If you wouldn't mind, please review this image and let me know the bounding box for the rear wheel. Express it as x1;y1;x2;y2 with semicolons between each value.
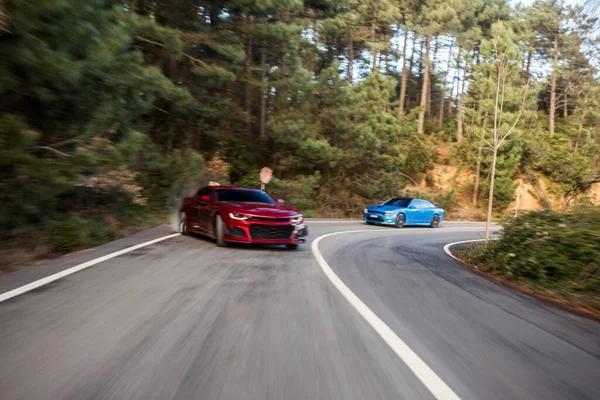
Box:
430;215;441;228
179;211;189;235
286;244;298;250
394;214;405;228
215;215;228;247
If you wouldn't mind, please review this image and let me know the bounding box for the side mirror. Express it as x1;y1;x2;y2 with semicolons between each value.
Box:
276;198;285;204
408;205;416;209
200;195;210;202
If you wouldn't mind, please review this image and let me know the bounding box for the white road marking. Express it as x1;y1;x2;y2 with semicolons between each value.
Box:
443;239;488;261
312;229;469;400
0;233;181;304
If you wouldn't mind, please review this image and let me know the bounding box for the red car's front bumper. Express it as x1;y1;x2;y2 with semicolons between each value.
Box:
223;219;308;245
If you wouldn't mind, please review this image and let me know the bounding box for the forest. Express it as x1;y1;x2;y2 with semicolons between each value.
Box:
1;0;599;261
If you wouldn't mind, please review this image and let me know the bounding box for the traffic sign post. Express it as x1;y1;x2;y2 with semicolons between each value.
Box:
259;167;272;191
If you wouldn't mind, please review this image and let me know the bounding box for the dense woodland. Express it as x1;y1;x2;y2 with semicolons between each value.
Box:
1;0;599;256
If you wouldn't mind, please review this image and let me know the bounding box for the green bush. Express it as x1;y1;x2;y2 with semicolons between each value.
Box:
471;209;600;292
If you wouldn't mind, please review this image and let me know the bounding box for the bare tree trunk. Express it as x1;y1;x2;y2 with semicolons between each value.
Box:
473;147;482;206
347;32;354;83
259;46;267;139
485;147;498;241
417;34;430;134
549;29;558;136
129;0;137;12
473;112;487;205
563;89;568;117
456;60;467;142
525;51;532;77
371;19;377;73
399;27;409;118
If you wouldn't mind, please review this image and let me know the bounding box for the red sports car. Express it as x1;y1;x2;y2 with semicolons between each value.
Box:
179;186;307;249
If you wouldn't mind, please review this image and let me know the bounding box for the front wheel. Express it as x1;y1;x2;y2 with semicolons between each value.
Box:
394;214;405;228
430;215;441;228
215;215;228;247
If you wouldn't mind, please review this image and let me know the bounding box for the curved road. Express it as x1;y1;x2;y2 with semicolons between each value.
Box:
0;222;598;399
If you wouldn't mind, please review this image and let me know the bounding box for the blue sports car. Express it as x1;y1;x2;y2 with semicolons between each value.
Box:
363;197;444;228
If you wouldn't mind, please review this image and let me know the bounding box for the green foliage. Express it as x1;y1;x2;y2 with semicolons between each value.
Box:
471;210;600;292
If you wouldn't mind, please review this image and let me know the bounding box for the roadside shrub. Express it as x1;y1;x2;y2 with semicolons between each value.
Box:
471;209;600;291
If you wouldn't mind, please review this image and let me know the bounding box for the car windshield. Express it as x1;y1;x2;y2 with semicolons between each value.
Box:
216;189;275;204
381;198;411;207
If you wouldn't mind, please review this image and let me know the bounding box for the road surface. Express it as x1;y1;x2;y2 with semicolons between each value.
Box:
0;221;598;399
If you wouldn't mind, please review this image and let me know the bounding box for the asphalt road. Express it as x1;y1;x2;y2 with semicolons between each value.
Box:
0;221;598;400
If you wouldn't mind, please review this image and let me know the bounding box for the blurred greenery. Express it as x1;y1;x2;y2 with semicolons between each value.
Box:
466;210;600;297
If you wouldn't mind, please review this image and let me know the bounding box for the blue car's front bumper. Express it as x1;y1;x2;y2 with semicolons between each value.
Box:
363;212;396;225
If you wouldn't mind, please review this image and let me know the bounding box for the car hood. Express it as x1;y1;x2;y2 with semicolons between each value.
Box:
366;205;407;212
223;202;300;217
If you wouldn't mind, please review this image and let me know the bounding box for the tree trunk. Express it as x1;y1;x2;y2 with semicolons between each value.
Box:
485;146;498;241
384;48;389;77
473;146;482;206
398;28;409;119
428;37;439;113
525;51;532;77
452;47;461;113
439;39;454;126
456;60;467;142
549;29;558;136
473;112;487;205
371;19;377;73
347;32;354;83
417;35;430;134
129;0;137;12
245;16;254;134
563;89;568;117
278;51;287;111
259;46;267;139
408;32;417;108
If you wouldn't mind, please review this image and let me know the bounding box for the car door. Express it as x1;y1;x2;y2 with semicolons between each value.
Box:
191;187;211;232
405;199;420;225
420;200;435;224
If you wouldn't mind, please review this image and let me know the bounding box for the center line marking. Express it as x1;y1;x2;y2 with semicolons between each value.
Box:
312;229;466;400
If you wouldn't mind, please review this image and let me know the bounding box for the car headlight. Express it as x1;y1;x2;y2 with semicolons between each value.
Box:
364;208;369;213
229;213;250;220
290;215;303;223
384;211;394;216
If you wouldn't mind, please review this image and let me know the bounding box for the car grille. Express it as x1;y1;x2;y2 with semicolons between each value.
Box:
249;216;291;222
367;210;384;214
249;224;294;240
367;214;381;220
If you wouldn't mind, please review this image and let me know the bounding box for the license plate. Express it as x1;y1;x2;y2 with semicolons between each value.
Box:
369;214;379;218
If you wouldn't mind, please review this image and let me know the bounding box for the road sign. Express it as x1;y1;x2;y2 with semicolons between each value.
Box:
259;167;272;185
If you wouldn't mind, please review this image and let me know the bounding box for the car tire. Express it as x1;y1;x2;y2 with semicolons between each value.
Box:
179;211;189;235
215;215;228;247
430;215;440;228
286;244;298;250
395;214;405;228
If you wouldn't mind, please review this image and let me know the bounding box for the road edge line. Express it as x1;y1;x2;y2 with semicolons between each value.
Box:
0;233;181;304
312;230;462;400
443;239;489;261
